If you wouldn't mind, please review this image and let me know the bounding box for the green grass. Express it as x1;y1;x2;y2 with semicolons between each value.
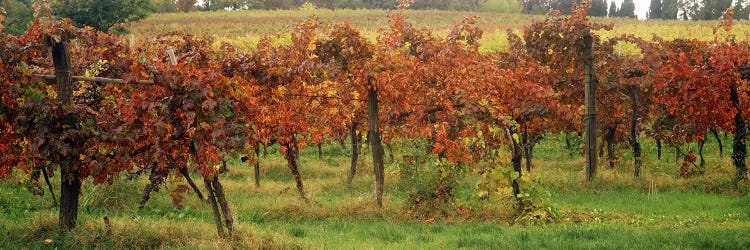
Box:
2;134;750;249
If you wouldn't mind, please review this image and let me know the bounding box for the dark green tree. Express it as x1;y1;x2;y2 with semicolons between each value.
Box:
661;0;678;19
53;0;153;32
648;0;663;19
151;0;177;12
549;0;576;14
618;0;636;18
608;0;617;17
0;0;33;35
700;0;731;20
363;0;396;8
521;0;549;14
736;0;749;19
589;0;607;16
677;0;702;20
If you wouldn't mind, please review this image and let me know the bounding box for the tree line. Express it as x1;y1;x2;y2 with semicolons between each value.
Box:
5;0;750;36
648;0;750;20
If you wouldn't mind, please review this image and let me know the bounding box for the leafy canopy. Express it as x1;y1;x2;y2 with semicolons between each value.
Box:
53;0;152;33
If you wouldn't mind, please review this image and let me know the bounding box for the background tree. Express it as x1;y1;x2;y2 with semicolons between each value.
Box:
618;0;636;17
677;0;701;20
699;0;732;20
661;0;679;19
551;0;578;14
521;0;549;14
737;0;749;19
53;0;152;32
648;0;663;19
0;0;32;35
151;0;177;12
589;0;607;16
609;1;617;17
309;0;337;9
364;0;397;8
177;0;197;12
259;0;294;9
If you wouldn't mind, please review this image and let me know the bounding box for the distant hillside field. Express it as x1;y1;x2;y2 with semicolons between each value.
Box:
126;9;750;53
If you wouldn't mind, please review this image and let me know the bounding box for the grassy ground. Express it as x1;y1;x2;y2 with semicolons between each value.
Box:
126;9;750;54
1;134;749;249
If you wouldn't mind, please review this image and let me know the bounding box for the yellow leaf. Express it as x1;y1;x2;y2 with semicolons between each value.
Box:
328;107;339;115
498;187;514;195
478;98;489;106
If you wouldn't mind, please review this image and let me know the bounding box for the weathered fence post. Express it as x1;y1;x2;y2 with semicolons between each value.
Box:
52;39;81;232
583;33;598;181
368;87;385;207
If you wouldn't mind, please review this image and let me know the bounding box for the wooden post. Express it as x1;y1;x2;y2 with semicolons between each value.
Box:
52;40;82;232
583;34;597;181
368;88;385;207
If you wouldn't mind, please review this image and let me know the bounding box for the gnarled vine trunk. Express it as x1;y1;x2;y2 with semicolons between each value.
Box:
386;143;394;164
211;175;234;237
284;139;308;201
506;127;524;213
629;89;642;177
42;166;57;206
710;128;723;157
605;126;616;168
698;139;706;168
656;137;662;160
254;146;261;188
347;122;359;185
191;140;234;238
730;84;748;181
522;132;540;172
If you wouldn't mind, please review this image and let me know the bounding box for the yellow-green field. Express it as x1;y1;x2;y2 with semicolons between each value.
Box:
127;9;750;53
